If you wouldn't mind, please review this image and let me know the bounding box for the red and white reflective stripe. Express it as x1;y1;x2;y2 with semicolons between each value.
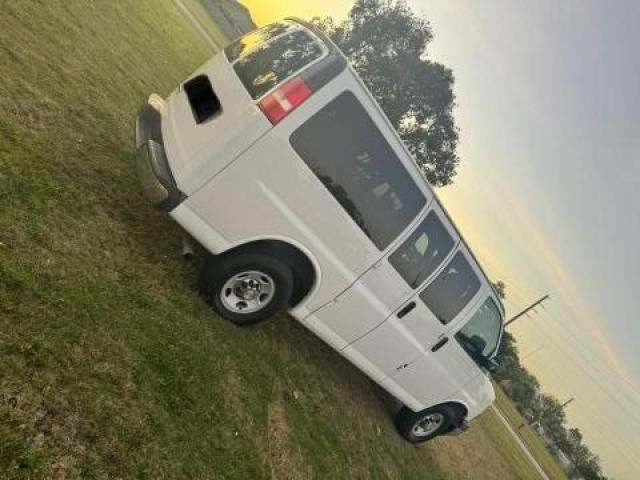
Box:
273;89;293;112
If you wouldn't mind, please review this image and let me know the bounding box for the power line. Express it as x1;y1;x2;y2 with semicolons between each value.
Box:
528;362;640;473
504;288;538;309
521;344;545;361
571;404;640;473
535;309;640;393
502;287;640;473
504;283;543;305
560;397;575;408
501;293;637;405
505;294;550;327
532;325;640;417
540;315;640;401
504;293;640;396
527;321;640;426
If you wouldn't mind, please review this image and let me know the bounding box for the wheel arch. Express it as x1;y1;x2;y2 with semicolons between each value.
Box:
438;401;469;434
441;401;469;419
215;238;320;307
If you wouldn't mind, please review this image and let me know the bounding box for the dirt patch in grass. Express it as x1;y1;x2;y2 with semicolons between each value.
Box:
267;393;313;480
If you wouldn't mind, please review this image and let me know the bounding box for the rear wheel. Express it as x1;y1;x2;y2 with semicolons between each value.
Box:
199;253;293;326
395;404;461;443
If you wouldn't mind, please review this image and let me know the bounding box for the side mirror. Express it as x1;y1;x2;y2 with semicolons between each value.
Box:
485;357;500;374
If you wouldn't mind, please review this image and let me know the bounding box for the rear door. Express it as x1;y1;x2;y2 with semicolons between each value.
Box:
163;21;327;193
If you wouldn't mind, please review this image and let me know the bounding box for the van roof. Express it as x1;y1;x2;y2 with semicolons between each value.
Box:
289;17;506;317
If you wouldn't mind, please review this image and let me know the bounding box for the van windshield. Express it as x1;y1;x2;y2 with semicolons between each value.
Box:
455;298;502;364
230;26;323;99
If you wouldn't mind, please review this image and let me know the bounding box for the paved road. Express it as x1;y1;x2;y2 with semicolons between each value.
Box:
173;0;221;52
491;405;550;480
171;3;552;478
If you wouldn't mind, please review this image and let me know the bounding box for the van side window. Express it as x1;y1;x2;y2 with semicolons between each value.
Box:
389;211;455;288
419;251;480;324
290;91;426;250
232;28;323;99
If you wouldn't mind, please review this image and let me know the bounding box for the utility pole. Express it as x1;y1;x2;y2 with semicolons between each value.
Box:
505;294;550;327
561;397;575;408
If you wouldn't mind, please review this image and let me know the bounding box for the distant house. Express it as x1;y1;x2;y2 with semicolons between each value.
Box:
199;0;256;39
555;449;572;470
531;420;545;437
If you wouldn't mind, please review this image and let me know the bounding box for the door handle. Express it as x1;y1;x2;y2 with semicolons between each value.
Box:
397;301;416;318
431;337;449;352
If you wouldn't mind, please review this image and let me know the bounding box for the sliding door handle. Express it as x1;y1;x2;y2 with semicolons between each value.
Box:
397;301;416;318
431;337;449;352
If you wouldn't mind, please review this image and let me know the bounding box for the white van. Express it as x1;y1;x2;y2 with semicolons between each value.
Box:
135;18;504;443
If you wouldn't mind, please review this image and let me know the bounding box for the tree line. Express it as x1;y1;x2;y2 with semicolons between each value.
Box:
493;284;608;480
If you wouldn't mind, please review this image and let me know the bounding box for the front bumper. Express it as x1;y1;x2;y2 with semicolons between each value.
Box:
134;95;185;211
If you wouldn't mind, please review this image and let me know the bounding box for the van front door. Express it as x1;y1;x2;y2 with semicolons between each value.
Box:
383;267;504;413
345;248;484;383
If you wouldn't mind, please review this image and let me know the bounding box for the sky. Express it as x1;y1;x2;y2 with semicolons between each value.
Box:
241;2;640;478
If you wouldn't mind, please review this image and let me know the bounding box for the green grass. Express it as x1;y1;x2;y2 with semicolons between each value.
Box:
1;1;552;478
181;0;232;48
493;385;570;480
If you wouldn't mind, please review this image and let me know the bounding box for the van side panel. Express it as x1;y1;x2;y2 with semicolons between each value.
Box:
181;76;384;312
448;374;495;420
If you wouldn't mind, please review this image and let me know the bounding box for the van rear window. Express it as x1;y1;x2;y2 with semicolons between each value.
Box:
225;22;292;63
232;28;323;99
290;91;426;250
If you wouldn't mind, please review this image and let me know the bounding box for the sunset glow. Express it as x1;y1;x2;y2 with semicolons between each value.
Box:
241;0;352;26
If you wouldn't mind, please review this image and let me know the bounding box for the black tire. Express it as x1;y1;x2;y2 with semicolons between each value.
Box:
395;404;460;443
199;252;294;326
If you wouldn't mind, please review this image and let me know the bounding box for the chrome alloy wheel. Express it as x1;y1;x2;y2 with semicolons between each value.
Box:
411;412;445;437
220;271;276;314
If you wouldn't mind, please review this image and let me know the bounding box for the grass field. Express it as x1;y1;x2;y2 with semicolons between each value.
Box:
1;1;554;478
493;385;569;480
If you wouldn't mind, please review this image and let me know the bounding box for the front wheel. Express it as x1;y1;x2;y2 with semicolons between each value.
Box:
199;253;294;326
395;404;461;443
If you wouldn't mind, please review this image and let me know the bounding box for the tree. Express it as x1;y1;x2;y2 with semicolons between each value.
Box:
494;331;520;379
492;280;506;300
531;394;567;448
313;0;460;186
482;280;607;478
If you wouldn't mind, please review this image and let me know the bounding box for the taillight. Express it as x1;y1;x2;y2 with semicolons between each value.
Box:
259;76;312;124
